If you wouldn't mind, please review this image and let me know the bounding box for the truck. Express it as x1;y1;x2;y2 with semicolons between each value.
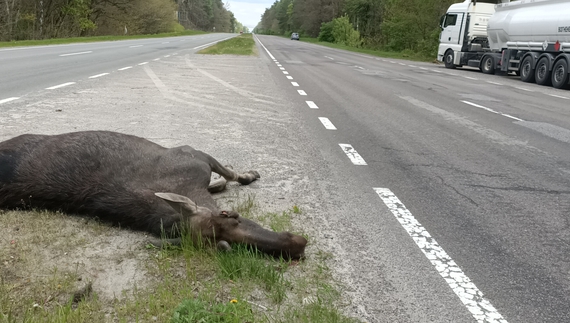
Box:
437;0;570;89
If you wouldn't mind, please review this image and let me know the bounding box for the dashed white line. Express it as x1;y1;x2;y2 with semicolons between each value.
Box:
59;51;92;57
46;82;75;90
339;144;367;165
409;65;417;68
118;66;133;71
283;71;289;75
129;45;143;48
88;73;109;79
325;56;334;60
0;97;19;104
464;76;478;80
280;67;285;70
286;76;294;80
153;58;160;61
399;63;406;66
486;81;503;85
291;82;299;87
390;61;396;64
513;86;533;92
162;42;170;44
138;62;149;65
373;188;508;323
306;101;319;109
164;55;171;58
297;90;307;96
419;67;428;70
318;117;337;130
548;94;569;99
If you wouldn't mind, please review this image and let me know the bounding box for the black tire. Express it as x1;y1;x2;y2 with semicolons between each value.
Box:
519;55;535;83
535;57;552;86
444;50;456;69
551;59;570;89
481;55;495;74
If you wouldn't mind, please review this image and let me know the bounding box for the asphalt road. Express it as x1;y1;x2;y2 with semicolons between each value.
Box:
253;35;570;323
1;34;569;323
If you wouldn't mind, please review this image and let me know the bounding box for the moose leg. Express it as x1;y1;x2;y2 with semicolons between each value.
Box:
203;153;260;185
208;177;227;193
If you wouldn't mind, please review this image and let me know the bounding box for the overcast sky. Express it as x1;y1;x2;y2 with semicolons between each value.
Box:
227;0;273;30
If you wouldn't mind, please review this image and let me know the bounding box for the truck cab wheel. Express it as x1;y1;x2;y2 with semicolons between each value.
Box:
481;56;495;74
551;59;570;89
444;50;456;69
520;56;535;83
535;57;552;86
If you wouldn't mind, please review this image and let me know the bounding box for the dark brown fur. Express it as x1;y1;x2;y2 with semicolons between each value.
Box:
0;131;306;259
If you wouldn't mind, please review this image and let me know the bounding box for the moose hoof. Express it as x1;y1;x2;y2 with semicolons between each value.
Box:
217;240;232;252
238;171;260;185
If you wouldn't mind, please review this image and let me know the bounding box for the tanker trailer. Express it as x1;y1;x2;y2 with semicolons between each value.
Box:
437;0;570;89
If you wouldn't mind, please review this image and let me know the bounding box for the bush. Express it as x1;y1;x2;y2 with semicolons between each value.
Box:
318;21;335;43
331;16;361;47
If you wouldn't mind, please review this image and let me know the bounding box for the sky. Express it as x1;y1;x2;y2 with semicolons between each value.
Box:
226;0;273;30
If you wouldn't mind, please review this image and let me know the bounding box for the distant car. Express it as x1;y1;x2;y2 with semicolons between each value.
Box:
291;33;299;40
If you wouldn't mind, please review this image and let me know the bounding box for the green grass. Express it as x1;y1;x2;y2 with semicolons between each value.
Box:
0;30;207;48
198;34;257;55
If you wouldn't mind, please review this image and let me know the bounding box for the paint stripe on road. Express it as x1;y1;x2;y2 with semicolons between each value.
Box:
118;66;133;71
291;82;299;87
548;94;569;99
0;97;19;104
373;188;508;323
297;90;307;96
138;62;148;65
283;71;289;75
89;73;109;79
306;101;319;109
129;45;143;48
286;76;294;80
46;82;75;90
59;51;92;57
339;144;367;165
318;117;337;130
461;100;499;114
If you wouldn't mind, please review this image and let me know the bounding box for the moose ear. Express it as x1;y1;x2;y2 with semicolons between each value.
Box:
155;192;198;216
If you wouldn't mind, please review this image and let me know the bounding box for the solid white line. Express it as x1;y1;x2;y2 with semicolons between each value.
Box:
373;188;508;323
339;144;367;165
297;90;307;96
286;76;294;80
306;101;319;109
548;94;569;99
0;97;19;104
501;114;524;122
118;66;133;71
193;37;233;50
318;117;337;130
88;73;109;79
138;62;148;65
291;82;299;86
461;100;499;114
283;71;289;75
59;51;92;57
129;45;143;48
46;82;75;90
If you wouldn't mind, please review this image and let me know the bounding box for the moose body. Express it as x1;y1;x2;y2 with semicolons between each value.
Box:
0;131;306;259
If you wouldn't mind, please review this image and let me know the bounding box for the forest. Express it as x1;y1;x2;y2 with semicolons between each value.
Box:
0;0;245;41
254;0;464;58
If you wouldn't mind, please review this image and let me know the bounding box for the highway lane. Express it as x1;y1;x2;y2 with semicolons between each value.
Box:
0;33;235;100
255;35;570;323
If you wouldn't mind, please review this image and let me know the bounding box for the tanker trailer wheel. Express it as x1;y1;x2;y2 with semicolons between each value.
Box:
444;50;456;69
481;56;495;74
520;56;535;83
535;57;552;86
551;59;570;89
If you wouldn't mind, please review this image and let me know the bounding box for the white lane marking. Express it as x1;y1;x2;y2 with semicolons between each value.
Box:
0;97;19;104
193;37;233;50
325;56;334;60
390;61;396;64
409;65;417;68
355;66;364;70
318;117;337;130
172;53;178;55
306;101;319;109
129;45;143;48
502;114;524;122
46;82;75;90
280;67;285;70
548;94;569;99
373;188;508;323
486;81;503;85
464;76;478;80
277;64;282;67
59;51;92;57
164;55;171;58
153;58;160;61
297;90;307;96
461;100;499;114
88;73;109;79
162;42;170;44
286;76;294;80
118;66;133;71
513;86;533;92
339;144;367;165
138;62;148;65
291;82;299;87
419;67;428;70
432;69;443;73
399;63;406;66
283;71;289;75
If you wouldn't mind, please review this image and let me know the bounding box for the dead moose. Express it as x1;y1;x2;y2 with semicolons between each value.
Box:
0;131;307;259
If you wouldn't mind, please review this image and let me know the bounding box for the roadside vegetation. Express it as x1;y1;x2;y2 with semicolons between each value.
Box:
0;194;359;323
198;34;257;56
255;0;459;61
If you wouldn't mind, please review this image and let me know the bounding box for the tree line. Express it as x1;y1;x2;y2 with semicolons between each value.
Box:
254;0;461;57
0;0;245;41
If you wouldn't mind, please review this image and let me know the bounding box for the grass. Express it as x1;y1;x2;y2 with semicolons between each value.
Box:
0;30;207;48
0;196;360;323
198;34;257;56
